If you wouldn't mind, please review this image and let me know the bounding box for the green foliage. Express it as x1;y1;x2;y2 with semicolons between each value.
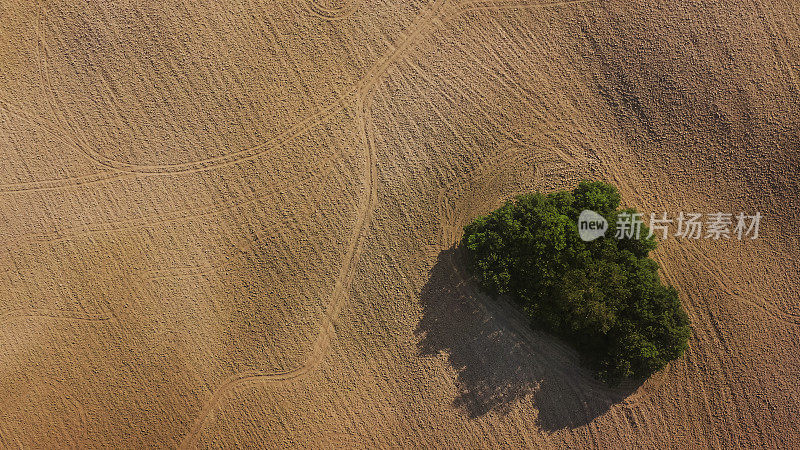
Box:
462;181;690;383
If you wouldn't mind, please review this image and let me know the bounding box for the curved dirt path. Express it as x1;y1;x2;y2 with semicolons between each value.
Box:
170;0;600;446
177;92;378;449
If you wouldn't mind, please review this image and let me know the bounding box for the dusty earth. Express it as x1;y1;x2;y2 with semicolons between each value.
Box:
1;0;799;448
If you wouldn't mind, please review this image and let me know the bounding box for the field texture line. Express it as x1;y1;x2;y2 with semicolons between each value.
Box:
177;92;379;449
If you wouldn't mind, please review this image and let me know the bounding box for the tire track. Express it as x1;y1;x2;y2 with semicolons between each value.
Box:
753;0;800;97
436;145;577;246
18;150;343;244
177;92;378;449
0;7;129;194
402;57;535;156
599;155;795;445
680;241;800;325
0;308;113;324
36;5;105;174
20;0;604;444
0;98;128;193
34;0;583;177
306;0;361;20
662;244;757;444
451;8;598;163
439;0;598;24
0;171;130;194
45;0;447;176
2;0;594;194
8;0;447;237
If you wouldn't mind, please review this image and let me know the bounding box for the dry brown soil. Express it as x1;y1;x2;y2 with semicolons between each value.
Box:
1;0;799;448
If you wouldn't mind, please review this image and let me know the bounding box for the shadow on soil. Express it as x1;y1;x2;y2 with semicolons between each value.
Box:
415;247;643;430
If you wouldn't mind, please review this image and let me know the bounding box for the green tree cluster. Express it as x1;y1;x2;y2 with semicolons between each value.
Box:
462;181;690;383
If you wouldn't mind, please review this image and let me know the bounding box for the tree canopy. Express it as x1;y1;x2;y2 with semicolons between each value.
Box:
462;181;690;383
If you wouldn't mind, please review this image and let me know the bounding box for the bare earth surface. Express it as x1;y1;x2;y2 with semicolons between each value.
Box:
1;0;799;448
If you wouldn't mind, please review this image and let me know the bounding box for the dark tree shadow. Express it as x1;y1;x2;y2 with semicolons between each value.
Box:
416;247;644;430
